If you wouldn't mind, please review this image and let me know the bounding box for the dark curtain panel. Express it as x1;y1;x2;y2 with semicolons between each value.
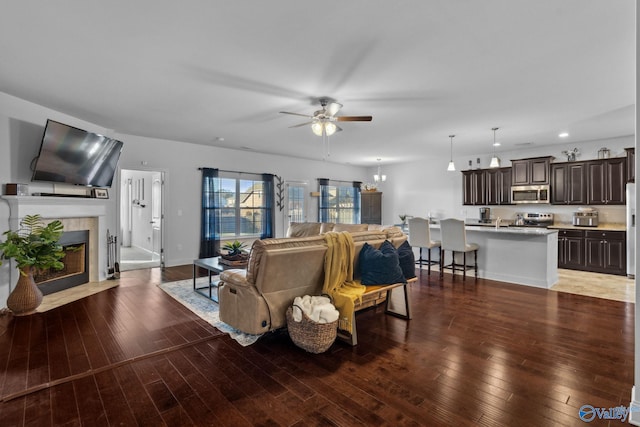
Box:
199;168;219;258
261;173;275;239
318;178;330;223
352;181;362;224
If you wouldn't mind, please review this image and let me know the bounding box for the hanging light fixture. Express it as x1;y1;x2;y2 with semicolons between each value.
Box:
447;135;456;171
374;158;387;182
489;127;501;168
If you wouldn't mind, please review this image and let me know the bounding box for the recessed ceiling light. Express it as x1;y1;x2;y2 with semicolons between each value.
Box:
493;142;501;147
558;132;569;138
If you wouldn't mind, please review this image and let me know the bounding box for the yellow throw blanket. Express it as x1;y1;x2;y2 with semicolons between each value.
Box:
322;231;366;334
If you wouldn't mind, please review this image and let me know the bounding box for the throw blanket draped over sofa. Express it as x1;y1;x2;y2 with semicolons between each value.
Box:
322;232;365;334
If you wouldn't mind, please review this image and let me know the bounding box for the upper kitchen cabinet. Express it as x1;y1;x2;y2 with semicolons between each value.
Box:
463;168;511;205
550;162;587;205
485;167;512;205
511;156;552;185
625;147;635;182
462;170;486;205
586;157;626;205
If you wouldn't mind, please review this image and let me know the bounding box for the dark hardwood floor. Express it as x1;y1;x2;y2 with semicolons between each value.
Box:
0;266;633;426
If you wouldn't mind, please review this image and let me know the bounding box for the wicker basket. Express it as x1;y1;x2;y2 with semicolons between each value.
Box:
286;305;337;353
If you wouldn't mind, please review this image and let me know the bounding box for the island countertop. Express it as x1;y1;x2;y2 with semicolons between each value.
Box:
427;222;558;288
431;223;558;236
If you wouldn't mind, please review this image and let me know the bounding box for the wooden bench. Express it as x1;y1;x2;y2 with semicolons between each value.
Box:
337;277;416;346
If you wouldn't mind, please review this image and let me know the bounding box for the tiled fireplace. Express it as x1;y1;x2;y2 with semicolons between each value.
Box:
1;196;108;292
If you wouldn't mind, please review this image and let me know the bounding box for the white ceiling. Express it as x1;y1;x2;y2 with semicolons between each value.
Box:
0;1;635;166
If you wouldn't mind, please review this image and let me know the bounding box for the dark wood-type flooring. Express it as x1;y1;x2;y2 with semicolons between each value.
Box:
0;266;634;426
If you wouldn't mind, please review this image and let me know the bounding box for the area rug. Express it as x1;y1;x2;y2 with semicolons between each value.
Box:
158;278;262;346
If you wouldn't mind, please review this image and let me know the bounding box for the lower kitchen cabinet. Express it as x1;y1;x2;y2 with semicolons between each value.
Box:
558;229;585;269
584;230;626;275
557;228;626;276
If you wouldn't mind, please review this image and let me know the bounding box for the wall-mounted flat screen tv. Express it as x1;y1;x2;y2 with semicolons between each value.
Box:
32;119;124;188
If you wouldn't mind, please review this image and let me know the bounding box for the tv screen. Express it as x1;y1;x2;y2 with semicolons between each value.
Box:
32;119;124;188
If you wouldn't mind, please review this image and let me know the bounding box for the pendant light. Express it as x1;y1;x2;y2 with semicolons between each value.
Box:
374;158;386;182
489;127;501;168
447;135;456;171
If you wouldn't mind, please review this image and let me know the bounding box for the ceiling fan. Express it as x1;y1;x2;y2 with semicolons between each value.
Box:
279;98;372;136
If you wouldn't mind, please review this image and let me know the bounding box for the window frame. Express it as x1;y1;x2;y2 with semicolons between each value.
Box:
318;179;362;224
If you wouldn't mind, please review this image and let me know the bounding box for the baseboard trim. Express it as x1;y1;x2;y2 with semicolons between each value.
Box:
630;386;640;425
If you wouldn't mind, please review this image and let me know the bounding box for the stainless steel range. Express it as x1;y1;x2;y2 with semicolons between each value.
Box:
513;212;554;228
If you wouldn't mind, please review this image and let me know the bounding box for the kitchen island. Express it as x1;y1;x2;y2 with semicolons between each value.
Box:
428;224;559;288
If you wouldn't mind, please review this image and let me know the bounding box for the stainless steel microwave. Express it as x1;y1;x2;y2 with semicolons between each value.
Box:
511;185;550;204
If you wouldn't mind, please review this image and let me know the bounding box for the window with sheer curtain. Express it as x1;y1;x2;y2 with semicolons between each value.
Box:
317;178;362;224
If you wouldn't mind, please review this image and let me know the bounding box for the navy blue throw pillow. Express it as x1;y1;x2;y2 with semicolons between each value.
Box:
397;240;416;280
359;241;406;285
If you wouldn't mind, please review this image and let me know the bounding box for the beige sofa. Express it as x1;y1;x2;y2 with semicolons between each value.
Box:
218;225;406;336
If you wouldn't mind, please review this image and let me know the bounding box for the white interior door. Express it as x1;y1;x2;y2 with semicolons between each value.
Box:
151;173;164;267
119;169;164;270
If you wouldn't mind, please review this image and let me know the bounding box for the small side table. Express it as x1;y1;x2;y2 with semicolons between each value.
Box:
193;257;224;302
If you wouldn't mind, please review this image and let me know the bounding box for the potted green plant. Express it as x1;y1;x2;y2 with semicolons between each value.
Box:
220;240;249;266
0;214;65;315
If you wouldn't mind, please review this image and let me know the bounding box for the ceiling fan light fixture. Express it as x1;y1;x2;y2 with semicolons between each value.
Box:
311;122;324;136
447;135;456;172
324;121;337;136
311;120;337;136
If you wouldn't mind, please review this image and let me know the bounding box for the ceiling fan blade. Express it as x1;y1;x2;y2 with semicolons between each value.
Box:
288;121;315;128
336;116;373;122
280;111;314;118
325;102;343;117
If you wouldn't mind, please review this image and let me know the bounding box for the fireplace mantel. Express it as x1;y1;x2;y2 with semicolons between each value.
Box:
1;195;107;222
1;195;109;283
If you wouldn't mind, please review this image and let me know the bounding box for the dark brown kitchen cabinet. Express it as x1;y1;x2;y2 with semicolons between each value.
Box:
485;167;512;205
586;158;626;205
584;230;626;275
550;162;587;205
462;170;486;205
360;191;382;224
626;147;635;183
557;229;585;269
556;228;626;275
511;156;552;185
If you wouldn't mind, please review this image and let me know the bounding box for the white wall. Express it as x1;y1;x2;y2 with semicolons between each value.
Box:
0;89;635;309
371;135;634;226
114;134;371;267
0;92;120;309
0;91;371;307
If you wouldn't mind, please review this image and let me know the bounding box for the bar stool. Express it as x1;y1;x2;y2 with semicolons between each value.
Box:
439;218;479;280
408;217;441;274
